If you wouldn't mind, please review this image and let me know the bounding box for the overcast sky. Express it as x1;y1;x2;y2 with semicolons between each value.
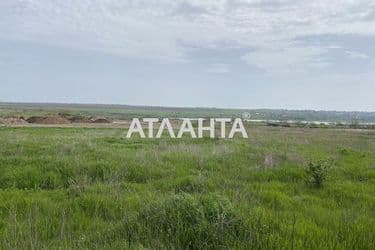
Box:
0;0;374;111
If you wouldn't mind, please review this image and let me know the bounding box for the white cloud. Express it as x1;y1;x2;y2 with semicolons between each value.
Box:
206;63;230;74
242;46;330;73
0;0;374;69
345;50;369;60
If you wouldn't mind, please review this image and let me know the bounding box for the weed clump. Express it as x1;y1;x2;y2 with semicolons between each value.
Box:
174;175;212;193
140;193;244;248
305;159;332;187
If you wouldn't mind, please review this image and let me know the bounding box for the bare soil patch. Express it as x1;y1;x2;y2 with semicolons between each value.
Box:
0;117;28;125
90;117;111;123
27;116;71;124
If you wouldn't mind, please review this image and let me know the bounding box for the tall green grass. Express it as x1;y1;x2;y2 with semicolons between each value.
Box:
0;126;374;249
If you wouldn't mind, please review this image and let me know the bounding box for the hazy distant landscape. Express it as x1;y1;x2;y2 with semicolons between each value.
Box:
1;102;375;124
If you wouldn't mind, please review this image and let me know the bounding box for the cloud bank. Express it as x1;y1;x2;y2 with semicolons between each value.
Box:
0;0;374;110
1;0;374;67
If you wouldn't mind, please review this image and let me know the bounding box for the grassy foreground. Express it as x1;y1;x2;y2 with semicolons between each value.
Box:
0;126;374;249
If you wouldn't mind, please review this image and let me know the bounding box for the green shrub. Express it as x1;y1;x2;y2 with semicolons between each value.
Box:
305;160;332;187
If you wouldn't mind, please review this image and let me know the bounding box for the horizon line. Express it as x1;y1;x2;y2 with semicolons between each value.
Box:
0;101;374;113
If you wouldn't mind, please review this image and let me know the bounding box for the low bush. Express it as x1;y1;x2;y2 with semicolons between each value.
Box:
305;159;332;187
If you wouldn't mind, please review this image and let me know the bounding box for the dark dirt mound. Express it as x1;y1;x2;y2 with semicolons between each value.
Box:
27;116;71;124
26;116;44;123
26;115;111;124
90;117;111;123
57;113;111;123
58;113;91;123
69;116;92;123
43;116;71;124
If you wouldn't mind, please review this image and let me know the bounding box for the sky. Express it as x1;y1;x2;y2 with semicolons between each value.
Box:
0;0;374;111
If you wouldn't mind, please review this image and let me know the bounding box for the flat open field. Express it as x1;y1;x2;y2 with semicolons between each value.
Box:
0;124;374;249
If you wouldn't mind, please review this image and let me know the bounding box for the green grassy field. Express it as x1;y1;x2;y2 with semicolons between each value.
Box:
0;125;374;249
